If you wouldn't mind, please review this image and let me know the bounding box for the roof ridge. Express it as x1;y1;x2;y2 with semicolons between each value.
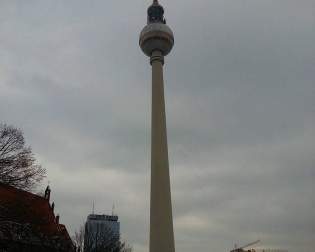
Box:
0;182;46;201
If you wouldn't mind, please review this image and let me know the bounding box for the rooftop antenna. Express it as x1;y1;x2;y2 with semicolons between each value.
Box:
92;201;95;214
232;240;261;252
112;202;115;216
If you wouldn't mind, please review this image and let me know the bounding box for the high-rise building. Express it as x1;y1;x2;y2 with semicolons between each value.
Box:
84;214;120;252
139;1;175;252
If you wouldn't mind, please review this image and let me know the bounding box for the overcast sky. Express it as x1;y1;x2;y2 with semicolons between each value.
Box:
0;1;314;252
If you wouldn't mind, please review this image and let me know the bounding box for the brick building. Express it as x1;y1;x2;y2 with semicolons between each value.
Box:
0;183;75;252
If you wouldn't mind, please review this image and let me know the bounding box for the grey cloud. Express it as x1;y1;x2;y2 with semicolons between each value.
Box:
0;1;314;252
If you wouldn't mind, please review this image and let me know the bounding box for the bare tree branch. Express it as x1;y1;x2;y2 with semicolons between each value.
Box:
0;123;46;191
73;223;132;252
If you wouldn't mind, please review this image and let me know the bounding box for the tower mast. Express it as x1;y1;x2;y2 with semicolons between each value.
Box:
139;1;175;252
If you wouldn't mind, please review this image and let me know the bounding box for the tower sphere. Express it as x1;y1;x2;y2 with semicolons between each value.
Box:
139;1;174;57
139;23;174;57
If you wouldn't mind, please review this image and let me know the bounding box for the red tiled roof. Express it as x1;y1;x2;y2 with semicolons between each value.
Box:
0;183;71;240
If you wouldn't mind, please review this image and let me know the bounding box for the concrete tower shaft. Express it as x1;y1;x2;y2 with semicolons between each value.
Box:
150;50;175;252
139;1;175;252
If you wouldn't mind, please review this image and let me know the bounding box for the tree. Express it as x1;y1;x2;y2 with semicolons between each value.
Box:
73;225;85;252
0;123;45;191
73;224;132;252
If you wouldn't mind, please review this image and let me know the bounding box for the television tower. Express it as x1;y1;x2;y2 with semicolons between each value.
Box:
139;1;175;252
